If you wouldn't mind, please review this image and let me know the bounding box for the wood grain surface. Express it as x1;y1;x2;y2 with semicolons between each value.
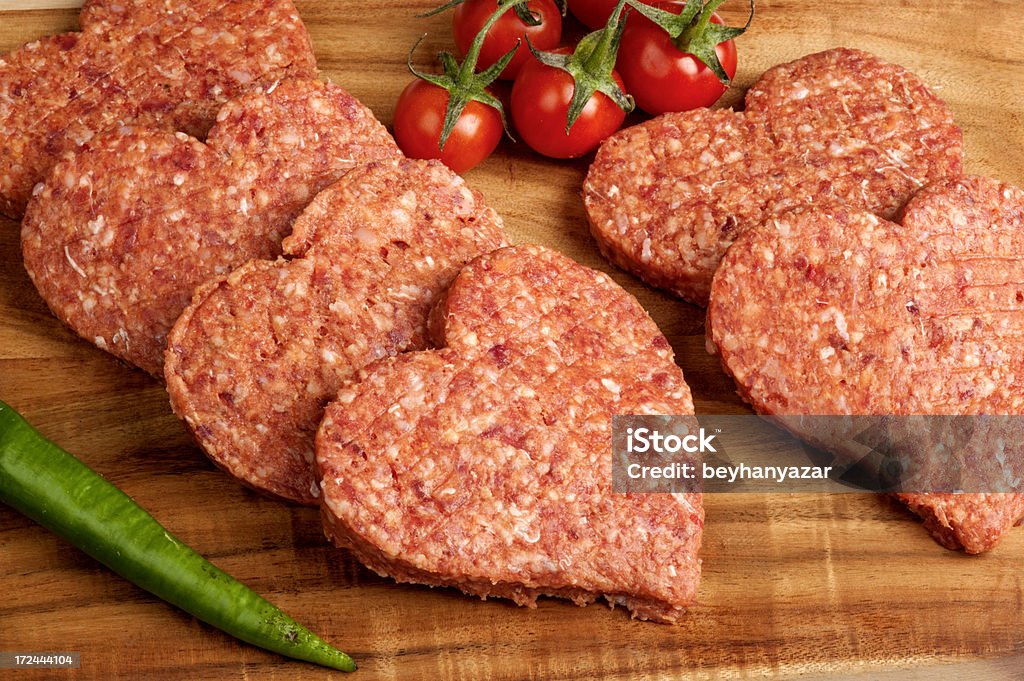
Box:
2;1;1023;679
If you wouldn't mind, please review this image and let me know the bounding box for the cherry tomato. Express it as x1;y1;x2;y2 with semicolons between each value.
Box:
453;0;562;80
618;4;738;114
566;0;676;30
566;0;619;30
392;79;503;173
510;50;628;159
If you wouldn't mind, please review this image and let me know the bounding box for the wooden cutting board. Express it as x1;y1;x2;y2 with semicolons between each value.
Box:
1;1;1023;679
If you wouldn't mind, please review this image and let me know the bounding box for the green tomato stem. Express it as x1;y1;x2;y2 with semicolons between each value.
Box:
678;0;727;52
582;0;627;73
458;0;527;85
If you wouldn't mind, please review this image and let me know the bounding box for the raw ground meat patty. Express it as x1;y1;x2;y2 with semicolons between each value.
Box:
0;0;317;218
707;175;1024;553
317;244;702;623
165;158;507;505
585;48;963;305
22;78;399;377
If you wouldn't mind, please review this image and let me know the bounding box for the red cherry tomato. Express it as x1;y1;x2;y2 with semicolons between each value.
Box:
453;0;562;80
392;79;503;173
510;50;628;159
566;0;677;30
618;5;738;114
566;0;619;30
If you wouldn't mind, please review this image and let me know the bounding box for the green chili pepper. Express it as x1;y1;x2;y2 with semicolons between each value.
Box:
0;400;355;672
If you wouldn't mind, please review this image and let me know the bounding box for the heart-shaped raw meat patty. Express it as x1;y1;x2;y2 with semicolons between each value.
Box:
0;0;316;218
317;244;701;622
22;78;399;377
165;158;507;505
585;48;963;305
707;175;1024;553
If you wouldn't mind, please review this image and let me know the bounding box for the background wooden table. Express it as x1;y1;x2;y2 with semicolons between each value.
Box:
2;1;1023;679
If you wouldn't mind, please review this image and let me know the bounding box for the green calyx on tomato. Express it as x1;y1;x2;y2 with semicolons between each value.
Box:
423;0;564;26
527;0;634;133
408;1;530;149
626;0;753;84
451;0;564;80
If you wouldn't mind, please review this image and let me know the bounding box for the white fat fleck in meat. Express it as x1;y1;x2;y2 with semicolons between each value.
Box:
307;96;333;115
390;284;424;302
282;279;307;297
390;208;411;228
614;213;629;235
833;309;849;342
64;245;87;278
69;128;94;146
111;328;129;349
328;298;353;315
398;190;418;211
772;219;792;238
229;69;253;84
640;238;652;263
352;226;378;247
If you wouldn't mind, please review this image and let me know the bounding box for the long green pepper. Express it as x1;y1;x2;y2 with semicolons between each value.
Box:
0;400;354;672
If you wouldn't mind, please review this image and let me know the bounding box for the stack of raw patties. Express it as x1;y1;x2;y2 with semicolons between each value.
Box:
3;0;703;622
585;47;1024;554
